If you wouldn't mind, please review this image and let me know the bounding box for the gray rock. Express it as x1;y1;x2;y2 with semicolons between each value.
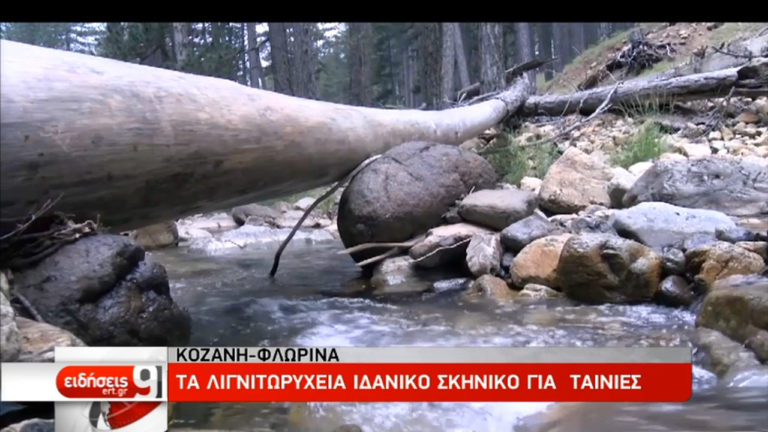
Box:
231;203;280;226
607;168;637;209
623;156;768;217
409;223;491;268
610;202;737;250
716;226;757;243
501;252;515;275
557;234;663;303
0;291;20;362
457;189;538;230
539;147;614;214
661;247;686;276
338;142;496;264
0;418;54;432
16;317;85;362
682;233;720;251
13;235;190;346
465;233;502;277
655;275;694;307
500;213;561;253
697;274;768;363
442;206;462;224
570;214;617;235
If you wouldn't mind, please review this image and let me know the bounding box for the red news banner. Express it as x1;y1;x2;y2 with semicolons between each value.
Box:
167;347;692;403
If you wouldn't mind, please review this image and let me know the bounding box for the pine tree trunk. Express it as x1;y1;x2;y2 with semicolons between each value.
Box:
440;23;456;108
452;23;471;89
480;23;505;94
246;23;264;89
418;23;442;109
539;23;554;80
268;23;292;95
515;22;536;92
348;23;374;106
570;23;586;58
290;23;318;100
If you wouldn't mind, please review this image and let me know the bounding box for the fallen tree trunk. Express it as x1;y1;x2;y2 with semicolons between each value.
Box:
457;58;552;101
0;40;530;231
522;58;768;116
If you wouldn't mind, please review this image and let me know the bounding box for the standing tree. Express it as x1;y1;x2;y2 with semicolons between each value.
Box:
246;22;265;89
440;22;456;108
538;23;555;80
268;22;292;95
452;23;471;89
417;23;442;109
172;23;190;70
480;23;505;94
570;23;586;59
515;22;536;91
347;23;374;106
290;23;319;99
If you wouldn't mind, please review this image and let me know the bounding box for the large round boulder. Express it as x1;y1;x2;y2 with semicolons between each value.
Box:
556;234;663;303
338;141;496;263
13;235;191;346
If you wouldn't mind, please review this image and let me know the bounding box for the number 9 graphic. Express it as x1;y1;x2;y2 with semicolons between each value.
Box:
133;366;163;399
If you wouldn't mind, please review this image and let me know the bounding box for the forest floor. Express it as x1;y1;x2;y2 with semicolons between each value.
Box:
545;22;767;94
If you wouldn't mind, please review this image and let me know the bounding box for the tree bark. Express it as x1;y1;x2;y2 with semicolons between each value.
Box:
267;23;292;95
539;23;555;80
570;23;586;59
348;23;374;106
552;23;568;72
480;23;505;94
452;23;471;89
0;40;531;231
440;23;456;108
290;23;318;100
515;22;536;92
522;59;768;116
246;22;264;89
418;23;442;109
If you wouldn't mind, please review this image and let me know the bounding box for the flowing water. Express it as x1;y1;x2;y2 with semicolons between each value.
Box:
152;240;768;432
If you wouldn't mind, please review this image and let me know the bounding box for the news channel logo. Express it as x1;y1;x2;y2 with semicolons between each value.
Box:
55;365;167;432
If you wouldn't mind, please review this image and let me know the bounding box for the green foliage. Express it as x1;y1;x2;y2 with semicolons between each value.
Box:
481;132;560;186
1;22;100;53
610;123;667;168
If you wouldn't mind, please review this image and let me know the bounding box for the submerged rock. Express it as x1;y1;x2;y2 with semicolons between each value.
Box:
231;203;280;226
409;223;491;268
16;317;85;362
464;275;515;302
697;274;768;363
457;188;537;230
371;256;428;293
623;156;768;217
693;327;763;377
685;242;765;289
610;202;737;250
519;283;563;299
539;147;614;214
128;221;179;250
13;235;190;346
557;234;663;303
511;234;572;289
465;233;502;277
500;212;561;253
338;141;496;264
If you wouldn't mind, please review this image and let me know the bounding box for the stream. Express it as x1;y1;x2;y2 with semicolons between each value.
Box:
152;240;768;432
